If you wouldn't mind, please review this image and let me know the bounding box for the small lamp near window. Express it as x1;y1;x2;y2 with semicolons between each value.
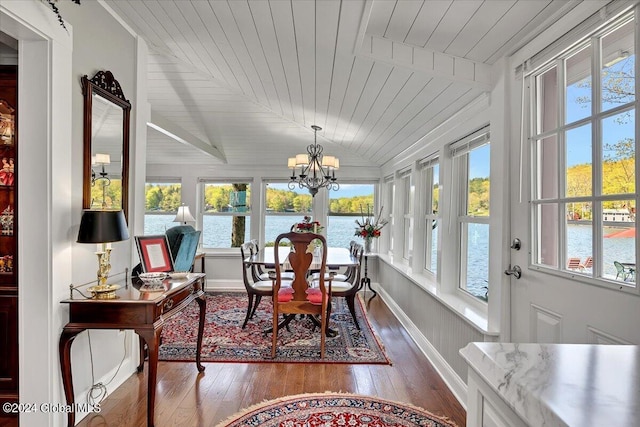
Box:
173;204;196;225
77;210;130;299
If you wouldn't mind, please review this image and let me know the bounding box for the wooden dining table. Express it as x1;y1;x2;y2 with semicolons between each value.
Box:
245;246;359;270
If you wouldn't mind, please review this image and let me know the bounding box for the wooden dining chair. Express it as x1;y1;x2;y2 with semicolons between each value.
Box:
321;243;363;329
240;241;291;329
250;239;294;281
271;231;331;359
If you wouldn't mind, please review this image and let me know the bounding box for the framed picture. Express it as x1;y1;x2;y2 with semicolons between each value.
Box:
135;235;174;273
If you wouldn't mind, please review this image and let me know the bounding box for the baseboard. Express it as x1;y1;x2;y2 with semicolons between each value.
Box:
376;286;468;409
205;279;244;292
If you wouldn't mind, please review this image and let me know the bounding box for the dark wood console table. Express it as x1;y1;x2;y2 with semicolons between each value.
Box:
59;273;206;427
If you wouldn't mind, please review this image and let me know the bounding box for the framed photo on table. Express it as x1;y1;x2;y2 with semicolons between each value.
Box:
135;235;174;273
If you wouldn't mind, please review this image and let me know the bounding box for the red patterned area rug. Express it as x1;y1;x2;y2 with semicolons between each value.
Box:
215;392;458;427
159;292;391;364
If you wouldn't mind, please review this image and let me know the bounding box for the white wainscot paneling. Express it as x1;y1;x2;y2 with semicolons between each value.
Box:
587;326;632;345
529;304;562;343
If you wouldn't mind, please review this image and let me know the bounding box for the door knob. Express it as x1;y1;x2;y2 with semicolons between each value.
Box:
504;265;522;279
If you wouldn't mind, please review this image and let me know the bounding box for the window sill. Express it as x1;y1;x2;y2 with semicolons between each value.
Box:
376;253;498;336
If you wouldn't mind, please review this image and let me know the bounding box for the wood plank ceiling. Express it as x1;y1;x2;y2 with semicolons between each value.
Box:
105;0;582;168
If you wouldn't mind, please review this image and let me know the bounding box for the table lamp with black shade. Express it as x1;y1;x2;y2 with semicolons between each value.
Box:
77;209;129;299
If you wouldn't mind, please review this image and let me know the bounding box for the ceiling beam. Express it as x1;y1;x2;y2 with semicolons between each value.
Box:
358;35;492;91
148;110;227;163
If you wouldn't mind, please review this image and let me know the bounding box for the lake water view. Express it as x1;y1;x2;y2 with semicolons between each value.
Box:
145;215;635;298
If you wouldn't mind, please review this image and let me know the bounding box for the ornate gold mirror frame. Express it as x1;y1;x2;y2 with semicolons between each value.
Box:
81;70;131;219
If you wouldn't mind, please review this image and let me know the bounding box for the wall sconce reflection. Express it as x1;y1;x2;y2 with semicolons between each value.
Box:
91;153;111;208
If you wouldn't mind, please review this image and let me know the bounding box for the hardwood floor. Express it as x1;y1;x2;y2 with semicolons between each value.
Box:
76;293;466;427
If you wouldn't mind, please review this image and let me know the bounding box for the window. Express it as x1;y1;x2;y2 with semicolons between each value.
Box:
144;180;181;235
421;156;440;275
264;182;311;245
385;176;395;254
452;130;490;301
530;14;636;286
400;170;413;261
202;181;251;248
327;183;375;248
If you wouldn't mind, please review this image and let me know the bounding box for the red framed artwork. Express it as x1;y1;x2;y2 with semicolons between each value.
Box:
135;235;174;273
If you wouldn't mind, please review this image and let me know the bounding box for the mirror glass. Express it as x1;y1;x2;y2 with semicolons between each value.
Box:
90;93;124;210
82;71;130;219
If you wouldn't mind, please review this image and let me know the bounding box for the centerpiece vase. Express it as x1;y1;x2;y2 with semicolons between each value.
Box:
364;237;372;254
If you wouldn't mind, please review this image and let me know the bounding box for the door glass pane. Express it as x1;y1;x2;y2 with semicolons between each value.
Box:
602;109;635;195
602;200;636;283
566;45;592;124
566;205;592;274
536;203;559;267
537;134;558;199
537;66;558;133
566;124;592;197
602;20;635;112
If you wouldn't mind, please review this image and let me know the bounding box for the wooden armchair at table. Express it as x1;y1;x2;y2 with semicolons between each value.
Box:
240;241;291;329
271;231;331;359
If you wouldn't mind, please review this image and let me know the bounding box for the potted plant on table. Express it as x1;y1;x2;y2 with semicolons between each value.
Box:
355;205;388;253
293;216;324;249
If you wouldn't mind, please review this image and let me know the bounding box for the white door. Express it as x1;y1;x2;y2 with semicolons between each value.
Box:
507;18;640;344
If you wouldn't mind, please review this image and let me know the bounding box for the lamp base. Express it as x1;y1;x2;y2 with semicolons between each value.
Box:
88;284;120;299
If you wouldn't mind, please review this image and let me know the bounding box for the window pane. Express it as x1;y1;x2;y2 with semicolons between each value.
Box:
204;183;251;213
327;183;375;248
388;182;395;252
602;109;635;195
202;216;251;248
566;124;592;197
536;203;559;268
462;223;489;300
430;221;438;273
144;182;182;234
566;45;592;124
265;215;304;246
537;66;558;133
144;214;174;235
536;134;559;199
203;183;251;248
603;200;635;283
265;183;312;213
467;144;490;216
566;205;592;274
432;164;440;214
602;20;635;111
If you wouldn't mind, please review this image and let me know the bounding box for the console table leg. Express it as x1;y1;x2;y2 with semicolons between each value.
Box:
136;328;162;427
195;295;206;372
59;327;85;427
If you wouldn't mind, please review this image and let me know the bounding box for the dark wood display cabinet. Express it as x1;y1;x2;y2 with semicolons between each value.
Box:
0;65;18;425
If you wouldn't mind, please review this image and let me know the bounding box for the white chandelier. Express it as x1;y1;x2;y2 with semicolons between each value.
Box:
287;125;339;197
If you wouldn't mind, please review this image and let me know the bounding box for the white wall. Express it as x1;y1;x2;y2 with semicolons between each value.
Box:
1;1;140;425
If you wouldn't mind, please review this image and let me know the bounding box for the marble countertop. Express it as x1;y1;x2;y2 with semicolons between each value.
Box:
460;342;640;427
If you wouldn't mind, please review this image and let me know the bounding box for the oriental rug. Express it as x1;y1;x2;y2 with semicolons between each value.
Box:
159;292;391;364
214;392;458;427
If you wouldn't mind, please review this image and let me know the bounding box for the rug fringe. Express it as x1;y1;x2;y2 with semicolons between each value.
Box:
213;391;459;427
